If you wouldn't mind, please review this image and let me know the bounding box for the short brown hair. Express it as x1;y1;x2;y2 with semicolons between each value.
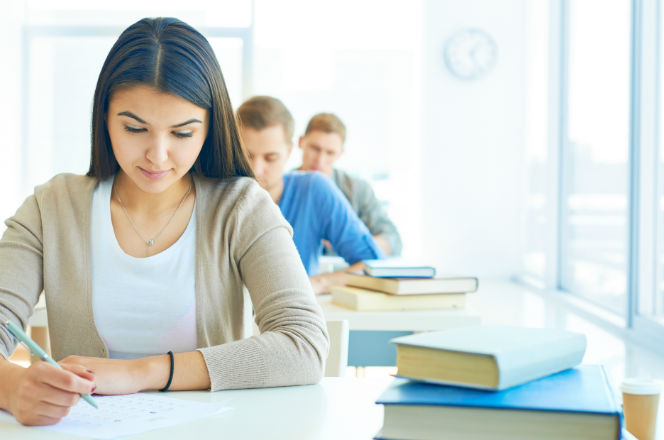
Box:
304;113;346;143
236;96;294;143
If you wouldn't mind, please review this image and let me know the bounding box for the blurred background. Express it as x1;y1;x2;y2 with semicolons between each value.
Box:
0;0;663;348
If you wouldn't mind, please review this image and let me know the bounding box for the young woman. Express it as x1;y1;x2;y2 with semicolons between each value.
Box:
0;17;328;426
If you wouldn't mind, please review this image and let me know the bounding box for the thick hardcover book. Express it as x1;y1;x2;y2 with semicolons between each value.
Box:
392;325;586;390
330;285;466;311
362;259;436;278
345;272;478;295
375;365;622;440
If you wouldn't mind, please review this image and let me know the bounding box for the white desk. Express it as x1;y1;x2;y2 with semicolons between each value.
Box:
0;377;392;440
317;295;481;331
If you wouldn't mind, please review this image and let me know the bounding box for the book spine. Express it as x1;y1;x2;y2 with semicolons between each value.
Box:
600;365;623;440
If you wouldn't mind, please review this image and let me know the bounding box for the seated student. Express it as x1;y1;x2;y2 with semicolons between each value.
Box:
298;113;402;256
236;96;385;295
0;18;328;427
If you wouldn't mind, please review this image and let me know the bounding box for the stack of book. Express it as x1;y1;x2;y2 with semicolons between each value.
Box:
331;260;478;311
374;325;624;440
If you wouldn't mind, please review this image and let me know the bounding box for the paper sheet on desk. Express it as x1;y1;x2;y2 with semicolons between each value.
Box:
41;393;230;439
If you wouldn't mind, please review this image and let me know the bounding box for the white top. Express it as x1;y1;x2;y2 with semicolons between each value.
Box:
91;178;197;359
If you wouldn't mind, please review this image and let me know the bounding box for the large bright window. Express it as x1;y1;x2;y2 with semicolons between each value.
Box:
656;0;664;323
522;0;552;282
521;0;664;340
560;0;631;315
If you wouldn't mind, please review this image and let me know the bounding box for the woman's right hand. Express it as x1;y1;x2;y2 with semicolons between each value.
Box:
5;360;96;426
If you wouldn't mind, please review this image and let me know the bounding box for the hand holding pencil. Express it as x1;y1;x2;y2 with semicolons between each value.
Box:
1;320;97;426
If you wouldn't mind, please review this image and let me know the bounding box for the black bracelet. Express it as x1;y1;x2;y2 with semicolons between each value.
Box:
159;351;174;392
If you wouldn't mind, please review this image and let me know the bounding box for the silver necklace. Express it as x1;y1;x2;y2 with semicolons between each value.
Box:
114;178;192;253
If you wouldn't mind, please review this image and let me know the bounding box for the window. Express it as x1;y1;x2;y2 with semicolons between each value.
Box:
560;0;631;315
521;0;664;341
522;0;553;282
24;34;117;187
653;0;664;323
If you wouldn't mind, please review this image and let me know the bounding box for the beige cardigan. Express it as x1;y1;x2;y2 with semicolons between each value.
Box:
0;173;328;391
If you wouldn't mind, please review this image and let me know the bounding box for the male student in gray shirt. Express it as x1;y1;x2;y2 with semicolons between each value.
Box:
297;113;402;256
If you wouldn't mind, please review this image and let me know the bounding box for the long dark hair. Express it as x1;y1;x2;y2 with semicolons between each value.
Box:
87;17;253;180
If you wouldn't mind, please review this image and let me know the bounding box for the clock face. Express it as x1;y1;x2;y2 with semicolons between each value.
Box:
443;29;498;80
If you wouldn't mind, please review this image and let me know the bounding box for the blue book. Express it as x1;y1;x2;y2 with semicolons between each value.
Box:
375;365;622;440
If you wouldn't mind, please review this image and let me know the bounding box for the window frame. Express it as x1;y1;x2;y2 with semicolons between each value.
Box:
632;0;664;337
519;0;664;350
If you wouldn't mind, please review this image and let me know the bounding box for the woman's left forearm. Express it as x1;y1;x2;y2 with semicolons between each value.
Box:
61;350;211;395
136;350;211;391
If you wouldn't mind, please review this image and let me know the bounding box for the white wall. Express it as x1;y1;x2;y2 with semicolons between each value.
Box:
0;3;24;225
420;0;526;277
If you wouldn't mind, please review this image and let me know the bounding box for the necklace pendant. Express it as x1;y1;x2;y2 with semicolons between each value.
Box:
147;239;155;247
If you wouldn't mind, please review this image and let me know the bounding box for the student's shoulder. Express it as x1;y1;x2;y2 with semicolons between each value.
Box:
195;175;288;235
195;174;282;223
285;170;336;193
333;168;372;192
195;174;265;205
33;173;97;199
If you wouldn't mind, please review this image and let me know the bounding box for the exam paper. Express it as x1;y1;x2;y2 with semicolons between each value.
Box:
42;393;230;439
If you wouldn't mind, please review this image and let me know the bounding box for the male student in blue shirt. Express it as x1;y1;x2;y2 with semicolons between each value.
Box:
237;96;385;294
297;112;402;257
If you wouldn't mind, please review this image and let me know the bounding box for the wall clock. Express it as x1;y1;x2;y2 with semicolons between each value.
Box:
443;28;498;80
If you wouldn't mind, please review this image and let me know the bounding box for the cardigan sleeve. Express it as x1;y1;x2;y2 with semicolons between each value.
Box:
197;183;329;391
0;194;44;359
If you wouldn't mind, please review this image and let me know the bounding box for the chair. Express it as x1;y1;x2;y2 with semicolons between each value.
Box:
28;299;50;364
324;319;349;377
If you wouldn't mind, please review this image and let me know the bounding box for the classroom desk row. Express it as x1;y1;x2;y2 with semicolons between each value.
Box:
0;376;394;439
